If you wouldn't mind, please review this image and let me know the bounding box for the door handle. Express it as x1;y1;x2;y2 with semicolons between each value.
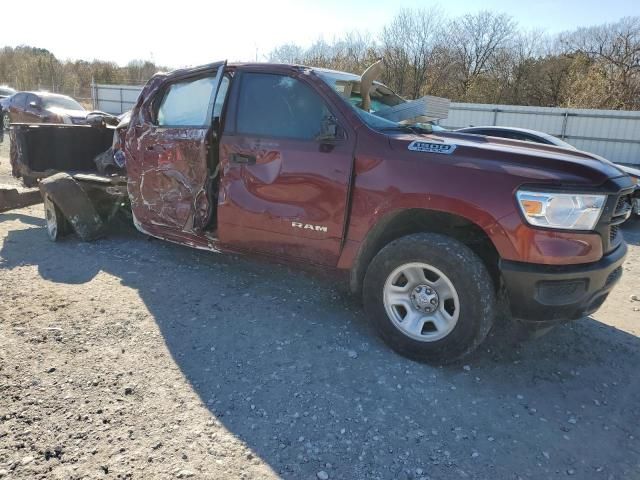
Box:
230;153;256;165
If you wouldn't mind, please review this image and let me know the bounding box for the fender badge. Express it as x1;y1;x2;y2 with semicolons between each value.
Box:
408;141;456;154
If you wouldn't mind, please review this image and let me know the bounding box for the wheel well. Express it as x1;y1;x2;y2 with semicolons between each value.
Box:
350;209;500;294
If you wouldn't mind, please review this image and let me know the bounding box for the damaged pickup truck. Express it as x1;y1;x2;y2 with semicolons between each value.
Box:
11;60;635;363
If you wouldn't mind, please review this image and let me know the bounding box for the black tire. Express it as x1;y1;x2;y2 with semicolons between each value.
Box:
363;233;495;364
43;193;70;241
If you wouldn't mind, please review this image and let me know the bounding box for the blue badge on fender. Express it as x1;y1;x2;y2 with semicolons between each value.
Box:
407;141;456;154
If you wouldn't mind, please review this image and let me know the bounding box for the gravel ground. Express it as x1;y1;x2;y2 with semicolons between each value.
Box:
0;160;639;478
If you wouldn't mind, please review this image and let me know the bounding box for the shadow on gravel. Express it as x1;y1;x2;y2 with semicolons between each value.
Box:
2;212;640;478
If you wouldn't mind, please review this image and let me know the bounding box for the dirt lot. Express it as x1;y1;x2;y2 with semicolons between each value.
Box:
1;139;639;479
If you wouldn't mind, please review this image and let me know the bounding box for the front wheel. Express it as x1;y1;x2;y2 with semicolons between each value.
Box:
363;233;495;364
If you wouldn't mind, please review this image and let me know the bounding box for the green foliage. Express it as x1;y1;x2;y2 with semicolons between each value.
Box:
0;45;167;104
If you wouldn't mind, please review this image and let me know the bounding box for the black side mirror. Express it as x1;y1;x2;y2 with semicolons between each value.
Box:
29;101;39;109
316;115;341;142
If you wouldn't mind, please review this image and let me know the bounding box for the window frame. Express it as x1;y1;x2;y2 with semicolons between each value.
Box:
152;71;222;129
233;71;340;142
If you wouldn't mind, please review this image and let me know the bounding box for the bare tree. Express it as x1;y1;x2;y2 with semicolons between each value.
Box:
446;11;517;98
4;12;640;111
380;7;445;98
560;17;640;108
268;44;305;64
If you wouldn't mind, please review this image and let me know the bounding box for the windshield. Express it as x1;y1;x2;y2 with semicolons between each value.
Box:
43;95;85;111
317;70;440;133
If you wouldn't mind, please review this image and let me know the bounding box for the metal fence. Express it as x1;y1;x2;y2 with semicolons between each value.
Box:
444;103;640;166
92;84;143;115
91;84;640;166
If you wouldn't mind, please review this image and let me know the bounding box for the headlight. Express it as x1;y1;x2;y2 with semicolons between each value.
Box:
516;190;605;230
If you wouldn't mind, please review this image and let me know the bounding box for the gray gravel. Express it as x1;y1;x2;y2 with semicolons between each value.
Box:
1;203;639;479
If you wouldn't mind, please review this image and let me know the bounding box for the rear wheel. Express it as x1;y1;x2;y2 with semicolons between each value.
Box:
363;233;495;364
43;194;69;241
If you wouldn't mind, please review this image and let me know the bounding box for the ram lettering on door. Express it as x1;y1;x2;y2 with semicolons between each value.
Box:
291;221;328;233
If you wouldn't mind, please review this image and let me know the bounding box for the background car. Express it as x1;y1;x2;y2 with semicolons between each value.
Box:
0;86;17;128
456;126;577;149
457;125;639;217
2;91;87;129
0;86;16;99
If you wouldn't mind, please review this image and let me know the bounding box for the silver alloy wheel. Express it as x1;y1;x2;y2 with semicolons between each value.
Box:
43;194;59;240
2;113;9;130
383;262;460;342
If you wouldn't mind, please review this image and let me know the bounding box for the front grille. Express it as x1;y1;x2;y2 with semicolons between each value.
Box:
604;193;632;252
614;195;632;217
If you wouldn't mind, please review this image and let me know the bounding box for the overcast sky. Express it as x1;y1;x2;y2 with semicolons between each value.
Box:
1;0;637;67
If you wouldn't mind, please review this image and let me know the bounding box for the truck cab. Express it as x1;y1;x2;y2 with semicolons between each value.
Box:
25;61;635;363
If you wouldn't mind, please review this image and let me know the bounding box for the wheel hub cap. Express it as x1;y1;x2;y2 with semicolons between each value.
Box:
411;285;439;313
382;262;460;342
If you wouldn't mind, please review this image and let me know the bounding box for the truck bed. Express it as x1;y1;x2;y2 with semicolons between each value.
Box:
10;123;116;182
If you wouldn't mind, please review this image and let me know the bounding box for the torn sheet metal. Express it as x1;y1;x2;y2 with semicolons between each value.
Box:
124;62;226;237
39;173;105;241
374;96;450;123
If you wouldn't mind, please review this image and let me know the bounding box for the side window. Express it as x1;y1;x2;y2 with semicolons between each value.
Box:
26;94;38;108
508;132;537;143
212;76;230;119
522;134;549;145
157;76;217;127
237;73;330;140
486;130;520;141
471;129;490;136
13;93;27;108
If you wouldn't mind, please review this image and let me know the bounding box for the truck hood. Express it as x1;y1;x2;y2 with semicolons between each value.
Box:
389;130;627;187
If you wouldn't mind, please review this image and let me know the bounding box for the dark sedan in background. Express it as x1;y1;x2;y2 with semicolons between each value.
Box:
2;91;88;129
457;125;640;217
0;86;17;129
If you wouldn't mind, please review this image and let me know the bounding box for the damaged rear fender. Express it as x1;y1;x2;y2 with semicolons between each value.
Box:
39;173;104;241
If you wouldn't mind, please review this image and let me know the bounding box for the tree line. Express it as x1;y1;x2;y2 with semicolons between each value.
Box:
269;10;640;110
0;46;164;103
1;11;638;110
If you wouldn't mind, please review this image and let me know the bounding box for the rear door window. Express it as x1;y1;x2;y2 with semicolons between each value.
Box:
26;94;39;108
12;93;27;108
157;76;217;127
236;73;330;140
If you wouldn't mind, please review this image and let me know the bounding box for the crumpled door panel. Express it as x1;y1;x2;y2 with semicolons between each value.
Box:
128;127;209;231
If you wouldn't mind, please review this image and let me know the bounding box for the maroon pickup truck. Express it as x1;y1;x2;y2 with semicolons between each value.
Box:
13;61;635;363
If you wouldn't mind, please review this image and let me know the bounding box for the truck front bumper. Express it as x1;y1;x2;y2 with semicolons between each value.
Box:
500;243;627;325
